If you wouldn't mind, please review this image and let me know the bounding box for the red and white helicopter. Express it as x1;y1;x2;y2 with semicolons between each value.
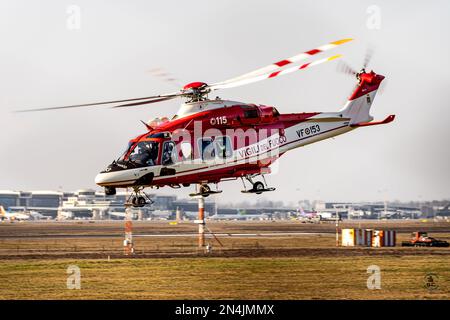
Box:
20;38;394;207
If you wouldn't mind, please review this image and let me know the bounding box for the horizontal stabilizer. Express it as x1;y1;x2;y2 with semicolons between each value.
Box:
350;114;395;127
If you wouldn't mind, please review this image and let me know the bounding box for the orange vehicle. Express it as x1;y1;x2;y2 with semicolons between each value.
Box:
401;232;449;247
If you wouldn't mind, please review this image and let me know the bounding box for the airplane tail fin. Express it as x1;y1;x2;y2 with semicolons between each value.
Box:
339;71;385;125
299;206;306;216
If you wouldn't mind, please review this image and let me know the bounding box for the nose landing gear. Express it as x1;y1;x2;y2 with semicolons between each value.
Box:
104;186;116;196
126;186;154;208
189;184;223;197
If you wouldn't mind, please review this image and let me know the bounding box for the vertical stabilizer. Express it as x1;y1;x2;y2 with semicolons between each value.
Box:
340;71;385;125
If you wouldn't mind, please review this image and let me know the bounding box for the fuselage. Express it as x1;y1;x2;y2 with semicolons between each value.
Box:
95;99;353;189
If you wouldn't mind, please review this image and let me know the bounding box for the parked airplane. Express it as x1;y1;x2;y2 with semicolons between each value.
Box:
0;206;31;221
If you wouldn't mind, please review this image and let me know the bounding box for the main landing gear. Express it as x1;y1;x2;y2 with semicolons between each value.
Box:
189;184;223;197
241;175;276;195
126;186;154;208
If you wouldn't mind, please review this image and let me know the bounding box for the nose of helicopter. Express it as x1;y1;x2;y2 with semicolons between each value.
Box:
95;163;137;187
95;172;108;186
95;168;118;186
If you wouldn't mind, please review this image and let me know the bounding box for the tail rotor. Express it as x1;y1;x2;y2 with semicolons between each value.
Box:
337;46;375;79
362;47;374;70
337;46;388;99
337;60;357;76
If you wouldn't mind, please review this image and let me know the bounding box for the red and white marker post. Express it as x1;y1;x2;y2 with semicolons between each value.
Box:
124;208;134;255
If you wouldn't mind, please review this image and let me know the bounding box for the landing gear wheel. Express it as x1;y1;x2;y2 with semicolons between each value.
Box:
189;184;223;197
104;186;116;196
253;181;265;194
131;196;148;207
137;196;146;207
127;187;154;208
200;185;211;197
241;175;276;194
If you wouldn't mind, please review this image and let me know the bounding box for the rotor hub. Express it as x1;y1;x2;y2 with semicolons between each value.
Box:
182;82;208;90
182;82;210;102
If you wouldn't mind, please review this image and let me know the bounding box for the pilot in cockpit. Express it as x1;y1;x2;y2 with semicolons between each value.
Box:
147;143;158;166
162;142;176;166
129;142;158;166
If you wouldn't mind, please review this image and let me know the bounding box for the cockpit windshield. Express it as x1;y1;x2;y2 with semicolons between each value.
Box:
119;141;159;166
118;142;133;161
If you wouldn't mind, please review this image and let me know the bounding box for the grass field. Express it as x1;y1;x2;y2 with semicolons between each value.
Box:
0;220;449;300
0;256;449;299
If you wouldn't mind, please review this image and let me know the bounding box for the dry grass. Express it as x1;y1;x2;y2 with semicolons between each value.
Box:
0;255;449;300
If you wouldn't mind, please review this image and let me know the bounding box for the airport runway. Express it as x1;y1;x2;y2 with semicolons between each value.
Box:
1;220;450;239
134;232;329;238
0;231;328;239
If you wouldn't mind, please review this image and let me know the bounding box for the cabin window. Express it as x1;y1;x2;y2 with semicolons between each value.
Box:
180;142;192;161
162;141;177;166
214;136;233;159
198;138;215;160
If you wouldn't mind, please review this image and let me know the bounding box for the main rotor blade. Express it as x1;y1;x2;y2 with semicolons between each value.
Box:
148;67;183;89
210;54;342;90
111;96;177;108
216;38;353;86
15;92;179;112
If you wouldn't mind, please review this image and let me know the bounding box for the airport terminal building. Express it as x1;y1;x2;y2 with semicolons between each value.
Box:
0;189;218;220
1;190;447;221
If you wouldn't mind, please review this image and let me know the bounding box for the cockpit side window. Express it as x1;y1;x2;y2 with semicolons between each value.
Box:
214;136;233;159
198;138;215;160
162;141;178;166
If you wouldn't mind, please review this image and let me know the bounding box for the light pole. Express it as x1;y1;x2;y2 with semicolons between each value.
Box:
334;205;339;247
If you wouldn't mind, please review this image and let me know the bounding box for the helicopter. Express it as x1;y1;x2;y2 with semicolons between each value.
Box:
18;38;394;207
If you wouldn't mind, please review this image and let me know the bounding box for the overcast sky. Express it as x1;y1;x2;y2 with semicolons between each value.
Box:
0;0;449;203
